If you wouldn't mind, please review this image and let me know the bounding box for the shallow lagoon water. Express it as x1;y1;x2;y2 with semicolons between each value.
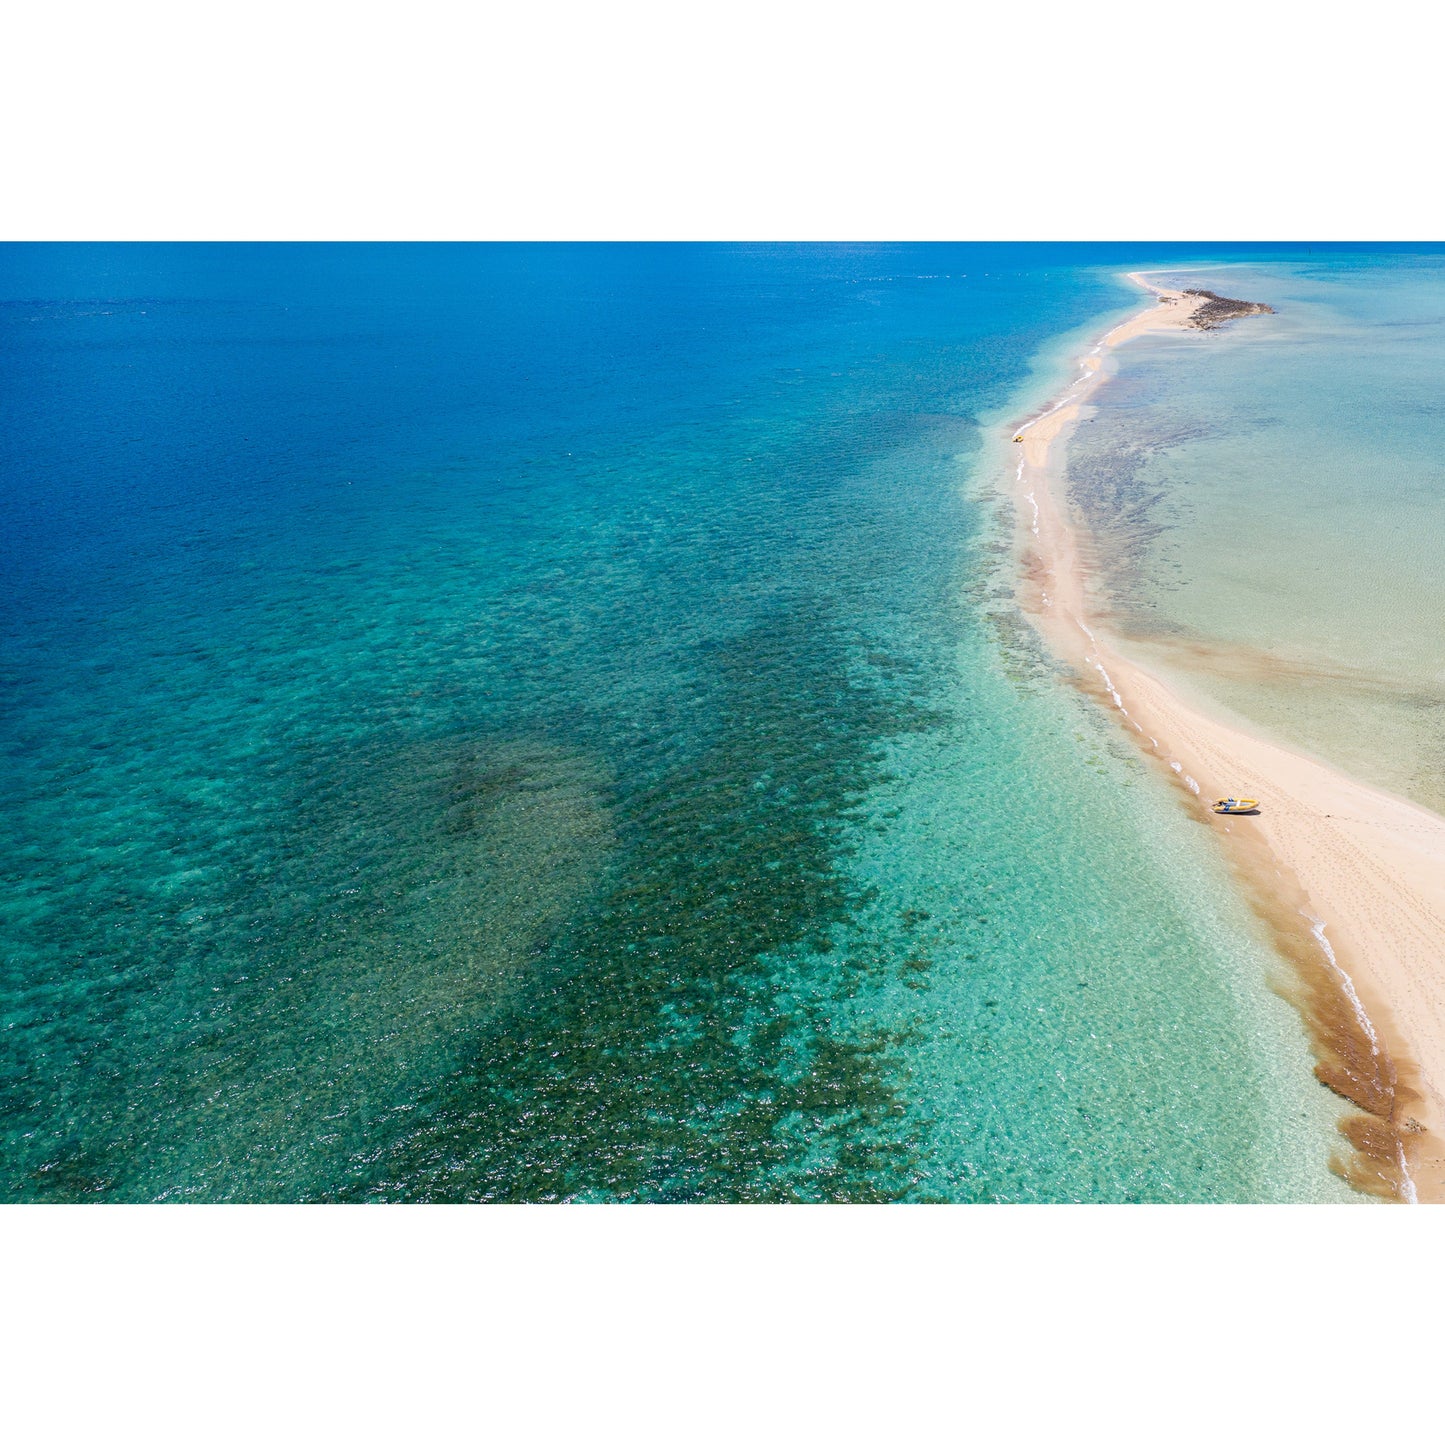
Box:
0;244;1357;1201
1071;254;1445;817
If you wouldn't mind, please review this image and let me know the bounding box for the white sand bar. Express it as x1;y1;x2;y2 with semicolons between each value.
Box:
1009;274;1445;1202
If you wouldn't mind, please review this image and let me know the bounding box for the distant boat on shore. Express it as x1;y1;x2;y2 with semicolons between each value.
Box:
1211;797;1260;815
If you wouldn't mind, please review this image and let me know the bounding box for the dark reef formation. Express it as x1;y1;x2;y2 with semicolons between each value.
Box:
1180;288;1276;330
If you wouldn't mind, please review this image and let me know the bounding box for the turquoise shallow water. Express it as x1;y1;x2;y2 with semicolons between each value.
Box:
1069;253;1445;817
0;244;1358;1201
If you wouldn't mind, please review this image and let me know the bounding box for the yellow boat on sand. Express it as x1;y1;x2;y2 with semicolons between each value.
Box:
1211;797;1259;815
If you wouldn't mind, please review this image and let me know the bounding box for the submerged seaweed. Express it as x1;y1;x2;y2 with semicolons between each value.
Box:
330;603;942;1202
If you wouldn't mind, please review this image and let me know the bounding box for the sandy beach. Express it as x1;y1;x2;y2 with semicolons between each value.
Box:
1010;273;1445;1201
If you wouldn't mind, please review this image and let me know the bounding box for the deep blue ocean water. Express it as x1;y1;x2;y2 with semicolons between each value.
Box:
0;244;1366;1201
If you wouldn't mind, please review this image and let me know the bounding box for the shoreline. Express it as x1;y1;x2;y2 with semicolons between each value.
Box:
1008;271;1445;1202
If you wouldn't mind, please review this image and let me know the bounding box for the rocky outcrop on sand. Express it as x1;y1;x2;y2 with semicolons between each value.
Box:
1179;288;1275;330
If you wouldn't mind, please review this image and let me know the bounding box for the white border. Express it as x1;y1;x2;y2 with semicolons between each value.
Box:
4;1205;1443;1438
4;2;1443;238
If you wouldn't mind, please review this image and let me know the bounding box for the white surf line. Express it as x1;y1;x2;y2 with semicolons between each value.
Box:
1016;382;1090;433
1301;911;1418;1203
1303;913;1379;1056
1074;618;1131;716
1399;1144;1420;1203
1015;357;1106;438
1166;759;1201;795
1016;399;1064;431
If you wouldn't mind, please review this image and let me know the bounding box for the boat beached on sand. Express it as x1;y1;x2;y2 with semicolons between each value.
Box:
1211;797;1260;815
